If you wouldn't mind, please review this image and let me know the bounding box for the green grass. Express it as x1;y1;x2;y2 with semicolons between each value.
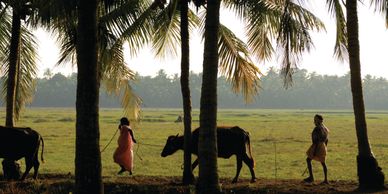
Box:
2;108;388;182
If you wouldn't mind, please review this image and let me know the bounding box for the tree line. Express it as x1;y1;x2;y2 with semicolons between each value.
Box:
1;68;387;110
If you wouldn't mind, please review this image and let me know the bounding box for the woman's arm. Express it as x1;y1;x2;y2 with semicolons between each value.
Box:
128;129;137;143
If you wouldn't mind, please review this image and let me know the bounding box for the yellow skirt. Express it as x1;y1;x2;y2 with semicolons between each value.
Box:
306;142;327;163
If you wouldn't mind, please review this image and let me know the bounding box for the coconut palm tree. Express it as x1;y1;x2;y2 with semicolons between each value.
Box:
151;0;263;185
195;0;323;191
179;0;194;185
197;0;222;192
74;0;102;192
0;0;37;128
324;0;385;189
30;0;155;191
345;0;385;190
0;0;38;180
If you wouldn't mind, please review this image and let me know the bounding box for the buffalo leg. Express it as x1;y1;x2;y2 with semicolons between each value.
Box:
33;155;40;179
232;155;243;183
242;154;256;182
21;156;34;180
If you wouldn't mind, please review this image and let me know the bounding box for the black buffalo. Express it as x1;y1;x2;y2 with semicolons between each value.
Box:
0;126;44;180
161;126;256;183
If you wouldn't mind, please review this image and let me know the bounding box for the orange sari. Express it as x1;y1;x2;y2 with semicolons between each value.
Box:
113;125;134;171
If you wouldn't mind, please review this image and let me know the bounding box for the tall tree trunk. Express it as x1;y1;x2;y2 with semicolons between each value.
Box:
5;9;21;128
346;0;385;190
180;0;194;185
75;0;103;193
197;0;221;193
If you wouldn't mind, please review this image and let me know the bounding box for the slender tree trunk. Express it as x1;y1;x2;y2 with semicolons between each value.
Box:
197;0;221;193
5;9;21;128
180;0;194;185
75;0;103;193
346;0;385;190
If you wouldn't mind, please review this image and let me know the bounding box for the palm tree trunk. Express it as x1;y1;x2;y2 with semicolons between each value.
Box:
5;9;21;128
197;0;221;193
180;0;194;185
346;0;385;190
75;0;103;193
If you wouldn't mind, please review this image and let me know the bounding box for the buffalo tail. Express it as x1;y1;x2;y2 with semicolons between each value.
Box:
245;132;255;168
40;136;45;163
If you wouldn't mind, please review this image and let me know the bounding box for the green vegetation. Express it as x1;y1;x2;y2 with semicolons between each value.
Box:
2;69;388;109
2;108;387;182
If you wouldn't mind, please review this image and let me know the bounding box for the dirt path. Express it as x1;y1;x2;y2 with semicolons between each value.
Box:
1;174;387;193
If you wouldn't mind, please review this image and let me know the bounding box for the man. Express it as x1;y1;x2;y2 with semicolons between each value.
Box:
304;114;329;184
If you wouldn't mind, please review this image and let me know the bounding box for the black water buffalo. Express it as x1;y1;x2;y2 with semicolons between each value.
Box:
0;126;44;180
161;126;256;183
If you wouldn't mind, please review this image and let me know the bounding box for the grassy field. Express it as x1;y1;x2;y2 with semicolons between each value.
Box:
1;108;388;183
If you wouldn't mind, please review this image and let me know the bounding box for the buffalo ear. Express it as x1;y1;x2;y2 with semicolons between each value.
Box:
175;133;179;138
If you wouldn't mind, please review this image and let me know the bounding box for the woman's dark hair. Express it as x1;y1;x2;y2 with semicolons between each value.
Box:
120;117;130;126
314;114;323;121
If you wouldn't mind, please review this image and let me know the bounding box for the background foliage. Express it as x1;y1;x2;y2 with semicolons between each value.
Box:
2;68;388;109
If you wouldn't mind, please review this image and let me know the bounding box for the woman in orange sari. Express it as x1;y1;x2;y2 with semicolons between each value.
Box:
114;117;136;175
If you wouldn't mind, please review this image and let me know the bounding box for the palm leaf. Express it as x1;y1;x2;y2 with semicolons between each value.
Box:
100;41;141;121
371;0;388;27
326;0;348;61
152;0;181;58
0;15;38;120
274;0;324;86
101;0;156;57
99;32;142;122
218;24;261;103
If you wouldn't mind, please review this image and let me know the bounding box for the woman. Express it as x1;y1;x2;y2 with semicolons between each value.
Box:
113;117;136;175
304;114;329;184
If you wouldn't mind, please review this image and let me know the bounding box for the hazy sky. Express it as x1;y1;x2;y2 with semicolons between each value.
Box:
34;1;388;79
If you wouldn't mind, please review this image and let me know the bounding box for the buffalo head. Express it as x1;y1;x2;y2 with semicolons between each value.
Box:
161;134;182;157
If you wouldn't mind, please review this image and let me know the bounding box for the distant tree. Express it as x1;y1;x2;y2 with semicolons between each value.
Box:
43;68;53;79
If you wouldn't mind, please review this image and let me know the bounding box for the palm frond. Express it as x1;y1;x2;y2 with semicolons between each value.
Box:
51;18;77;67
101;0;156;57
152;0;181;58
244;0;282;62
99;34;142;122
0;10;11;106
370;0;388;28
218;24;262;103
0;8;11;68
14;25;38;120
0;20;38;120
277;0;325;87
326;0;348;61
243;0;324;87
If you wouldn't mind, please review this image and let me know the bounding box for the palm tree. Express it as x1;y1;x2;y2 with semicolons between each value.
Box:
345;0;385;190
0;0;38;180
179;0;194;185
196;0;323;191
0;0;37;128
74;0;102;192
197;0;222;192
31;0;154;191
151;0;264;185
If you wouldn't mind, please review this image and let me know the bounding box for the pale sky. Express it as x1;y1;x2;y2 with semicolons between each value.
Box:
34;1;388;79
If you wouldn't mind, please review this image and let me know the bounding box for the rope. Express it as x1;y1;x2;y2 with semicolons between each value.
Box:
100;128;119;153
274;140;278;183
137;142;163;147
